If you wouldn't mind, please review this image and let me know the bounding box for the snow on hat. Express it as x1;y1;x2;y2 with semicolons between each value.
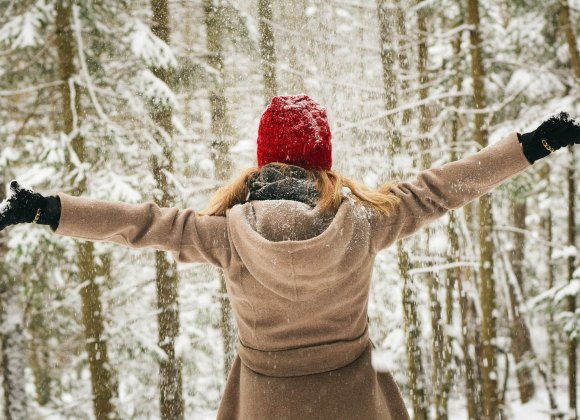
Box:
257;94;332;170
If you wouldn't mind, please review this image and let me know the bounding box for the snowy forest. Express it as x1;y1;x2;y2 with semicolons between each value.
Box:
0;0;579;419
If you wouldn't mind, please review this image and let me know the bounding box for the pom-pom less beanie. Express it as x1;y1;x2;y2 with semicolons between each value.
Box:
257;95;332;170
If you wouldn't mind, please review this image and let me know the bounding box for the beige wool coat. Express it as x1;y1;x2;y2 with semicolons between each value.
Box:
54;133;531;419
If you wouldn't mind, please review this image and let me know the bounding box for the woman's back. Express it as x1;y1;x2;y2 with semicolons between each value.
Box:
226;197;375;374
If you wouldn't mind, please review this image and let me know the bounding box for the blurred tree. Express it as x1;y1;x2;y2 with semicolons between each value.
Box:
558;3;578;417
0;180;28;419
258;0;278;103
507;194;536;403
148;0;185;418
282;0;307;94
203;0;236;378
55;2;118;418
447;20;480;419
466;0;498;417
415;4;450;418
539;164;560;420
377;1;430;418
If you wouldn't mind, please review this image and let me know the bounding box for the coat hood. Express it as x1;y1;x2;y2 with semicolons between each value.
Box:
227;198;373;301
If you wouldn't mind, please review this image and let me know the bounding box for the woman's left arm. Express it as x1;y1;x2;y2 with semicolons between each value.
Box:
54;193;231;267
372;111;580;251
370;132;532;251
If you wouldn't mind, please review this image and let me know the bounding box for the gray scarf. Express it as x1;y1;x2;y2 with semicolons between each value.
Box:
248;165;319;207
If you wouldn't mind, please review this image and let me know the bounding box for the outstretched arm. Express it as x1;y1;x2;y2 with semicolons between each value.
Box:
0;185;231;267
370;132;531;251
371;112;580;252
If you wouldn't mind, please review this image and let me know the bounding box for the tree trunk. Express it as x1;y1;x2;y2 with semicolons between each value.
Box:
566;147;577;420
0;278;28;420
399;243;430;420
559;0;580;79
508;200;536;403
258;0;278;104
459;187;485;419
415;7;448;418
377;0;398;117
203;0;236;379
55;2;117;419
149;1;185;418
218;272;235;377
540;165;560;420
395;0;412;126
446;43;463;420
154;251;183;420
0;120;28;419
78;242;117;420
377;0;403;162
559;2;579;417
29;328;51;406
457;266;483;420
377;2;429;418
441;29;465;420
466;0;498;417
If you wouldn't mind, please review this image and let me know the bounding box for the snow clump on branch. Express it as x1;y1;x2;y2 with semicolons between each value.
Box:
128;20;177;70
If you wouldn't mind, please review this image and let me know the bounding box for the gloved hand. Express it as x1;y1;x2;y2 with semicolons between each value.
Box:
0;181;61;231
518;111;580;164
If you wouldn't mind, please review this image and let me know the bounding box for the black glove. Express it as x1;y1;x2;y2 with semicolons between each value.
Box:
518;111;580;164
0;181;61;231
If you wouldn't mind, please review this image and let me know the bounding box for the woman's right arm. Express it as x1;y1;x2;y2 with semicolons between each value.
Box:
54;193;231;267
0;185;231;268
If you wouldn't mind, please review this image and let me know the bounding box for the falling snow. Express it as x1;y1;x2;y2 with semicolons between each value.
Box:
0;0;579;419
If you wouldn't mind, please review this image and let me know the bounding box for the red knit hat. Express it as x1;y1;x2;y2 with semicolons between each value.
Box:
257;95;332;170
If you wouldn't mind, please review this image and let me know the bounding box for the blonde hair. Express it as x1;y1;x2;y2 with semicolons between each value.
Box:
199;163;401;217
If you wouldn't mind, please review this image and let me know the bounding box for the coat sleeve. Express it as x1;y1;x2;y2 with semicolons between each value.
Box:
370;132;532;252
53;193;231;268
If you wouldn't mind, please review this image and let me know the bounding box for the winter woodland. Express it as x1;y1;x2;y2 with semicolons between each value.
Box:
0;0;579;419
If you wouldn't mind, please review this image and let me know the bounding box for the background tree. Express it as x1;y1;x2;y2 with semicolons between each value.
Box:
258;0;278;103
0;0;578;418
148;0;185;418
466;0;498;417
56;2;117;418
203;0;236;378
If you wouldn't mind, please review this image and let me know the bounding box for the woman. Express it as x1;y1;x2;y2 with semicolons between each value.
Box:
1;95;579;419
